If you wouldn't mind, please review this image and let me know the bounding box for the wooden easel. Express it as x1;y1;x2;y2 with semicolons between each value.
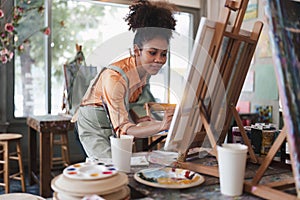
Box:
175;0;262;164
243;126;297;199
174;1;298;199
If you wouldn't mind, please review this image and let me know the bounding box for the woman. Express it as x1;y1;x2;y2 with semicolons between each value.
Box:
76;0;177;159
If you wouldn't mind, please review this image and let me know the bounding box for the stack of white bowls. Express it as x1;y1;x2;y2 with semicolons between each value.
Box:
51;162;130;200
0;193;46;200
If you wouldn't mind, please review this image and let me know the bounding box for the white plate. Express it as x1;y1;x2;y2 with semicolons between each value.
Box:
63;162;117;180
0;193;45;200
134;167;205;189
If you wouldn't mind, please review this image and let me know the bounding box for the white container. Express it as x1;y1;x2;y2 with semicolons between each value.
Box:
217;143;248;196
110;135;134;173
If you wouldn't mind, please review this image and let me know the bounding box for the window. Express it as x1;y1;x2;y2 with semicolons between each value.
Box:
150;12;194;104
14;0;46;117
14;0;196;117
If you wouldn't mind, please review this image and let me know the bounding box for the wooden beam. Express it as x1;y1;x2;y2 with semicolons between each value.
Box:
244;181;297;200
176;161;219;177
252;128;287;185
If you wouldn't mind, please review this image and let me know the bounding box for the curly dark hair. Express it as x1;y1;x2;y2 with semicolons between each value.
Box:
124;0;177;47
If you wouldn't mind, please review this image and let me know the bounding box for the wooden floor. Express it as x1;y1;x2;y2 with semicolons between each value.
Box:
0;166;61;198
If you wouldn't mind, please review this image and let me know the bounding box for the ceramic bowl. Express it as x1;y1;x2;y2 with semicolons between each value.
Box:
54;185;130;200
51;172;128;196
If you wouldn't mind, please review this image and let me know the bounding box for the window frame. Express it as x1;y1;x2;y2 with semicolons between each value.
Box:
1;0;202;127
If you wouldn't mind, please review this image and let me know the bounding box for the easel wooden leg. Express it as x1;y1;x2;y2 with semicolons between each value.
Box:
243;126;297;199
285;129;300;198
252;127;287;184
176;161;219;177
244;182;297;200
231;105;258;163
200;113;217;158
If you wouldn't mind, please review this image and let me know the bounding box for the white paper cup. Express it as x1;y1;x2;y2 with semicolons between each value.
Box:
217;143;248;196
110;135;134;173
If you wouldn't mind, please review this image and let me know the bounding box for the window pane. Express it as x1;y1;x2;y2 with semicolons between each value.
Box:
150;12;194;104
51;1;128;114
14;1;194;117
170;12;194;103
14;0;46;117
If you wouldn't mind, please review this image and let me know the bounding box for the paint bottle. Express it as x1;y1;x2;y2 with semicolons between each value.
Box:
232;126;243;143
261;130;275;155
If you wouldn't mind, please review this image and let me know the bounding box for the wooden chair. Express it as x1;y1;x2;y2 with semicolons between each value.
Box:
50;131;70;169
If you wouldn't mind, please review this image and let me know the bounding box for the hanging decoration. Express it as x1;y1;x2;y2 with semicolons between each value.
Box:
0;1;50;64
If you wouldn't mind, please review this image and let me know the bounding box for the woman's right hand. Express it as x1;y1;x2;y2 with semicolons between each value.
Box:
127;107;175;138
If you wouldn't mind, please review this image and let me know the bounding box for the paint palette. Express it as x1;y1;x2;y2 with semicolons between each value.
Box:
63;162;118;180
134;167;205;189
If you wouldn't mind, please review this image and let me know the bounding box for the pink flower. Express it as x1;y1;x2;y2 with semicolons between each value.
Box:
0;48;14;63
43;27;51;35
18;44;24;51
17;7;24;13
0;9;4;18
1;48;8;55
14;14;22;21
8;51;14;60
1;55;8;64
14;6;24;14
4;23;14;32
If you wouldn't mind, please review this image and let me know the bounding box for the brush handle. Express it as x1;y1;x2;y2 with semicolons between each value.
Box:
100;96;118;138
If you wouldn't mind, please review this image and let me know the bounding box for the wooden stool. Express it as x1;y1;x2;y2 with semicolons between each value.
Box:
50;131;70;169
27;115;74;197
0;133;26;193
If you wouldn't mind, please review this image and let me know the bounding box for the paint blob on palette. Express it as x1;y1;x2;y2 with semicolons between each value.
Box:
134;167;205;189
63;162;118;180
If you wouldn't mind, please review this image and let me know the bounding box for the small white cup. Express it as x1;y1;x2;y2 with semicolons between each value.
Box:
217;143;248;196
110;135;134;173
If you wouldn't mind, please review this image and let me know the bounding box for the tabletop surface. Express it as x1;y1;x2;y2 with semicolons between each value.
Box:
27;114;74;132
126;151;294;200
27;114;72;122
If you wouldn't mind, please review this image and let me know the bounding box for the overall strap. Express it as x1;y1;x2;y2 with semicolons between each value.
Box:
106;65;130;111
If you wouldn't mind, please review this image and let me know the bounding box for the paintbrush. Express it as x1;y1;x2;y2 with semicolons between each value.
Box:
100;96;118;138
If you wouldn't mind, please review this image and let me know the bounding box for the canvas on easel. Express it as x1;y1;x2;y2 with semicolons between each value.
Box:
241;0;300;199
165;0;262;164
164;17;228;155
